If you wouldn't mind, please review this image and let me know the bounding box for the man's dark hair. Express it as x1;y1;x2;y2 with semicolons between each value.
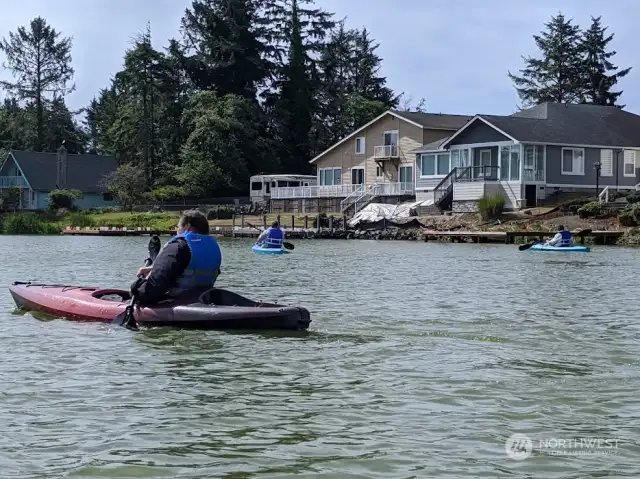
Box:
558;225;565;231
179;209;210;234
272;220;279;228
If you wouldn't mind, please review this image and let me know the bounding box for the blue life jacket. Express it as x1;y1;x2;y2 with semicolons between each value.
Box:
166;231;222;297
558;230;572;246
262;227;284;248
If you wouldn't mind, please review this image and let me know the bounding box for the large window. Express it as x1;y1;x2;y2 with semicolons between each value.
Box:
561;148;585;175
624;150;636;177
420;153;450;177
319;167;341;185
499;145;521;181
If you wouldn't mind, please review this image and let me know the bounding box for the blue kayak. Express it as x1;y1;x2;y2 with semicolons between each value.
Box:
251;244;290;255
529;243;590;253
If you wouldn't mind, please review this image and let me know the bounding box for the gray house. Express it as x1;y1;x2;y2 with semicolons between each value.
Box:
412;102;640;211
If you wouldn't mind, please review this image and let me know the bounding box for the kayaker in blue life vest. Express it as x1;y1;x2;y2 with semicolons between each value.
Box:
256;220;285;249
131;209;222;305
545;225;573;247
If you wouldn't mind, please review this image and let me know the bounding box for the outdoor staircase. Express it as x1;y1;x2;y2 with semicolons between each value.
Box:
341;184;378;216
432;166;470;212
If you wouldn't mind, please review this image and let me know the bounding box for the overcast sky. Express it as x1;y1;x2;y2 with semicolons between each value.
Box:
0;0;638;116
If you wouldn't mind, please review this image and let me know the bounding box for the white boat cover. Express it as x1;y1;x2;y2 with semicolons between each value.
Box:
348;199;434;227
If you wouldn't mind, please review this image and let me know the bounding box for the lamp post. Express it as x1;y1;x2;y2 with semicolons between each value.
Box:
594;160;601;198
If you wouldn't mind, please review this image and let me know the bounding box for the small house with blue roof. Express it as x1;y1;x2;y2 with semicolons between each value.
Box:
0;144;117;210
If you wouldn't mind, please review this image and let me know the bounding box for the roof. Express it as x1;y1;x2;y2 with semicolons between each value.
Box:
411;136;451;154
389;110;472;130
309;109;472;164
441;102;640;149
6;150;117;193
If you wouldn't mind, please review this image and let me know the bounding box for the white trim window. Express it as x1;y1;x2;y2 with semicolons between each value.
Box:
561;147;585;175
376;164;384;178
351;166;365;185
318;167;341;185
600;149;613;177
623;150;636;177
355;137;365;155
499;145;521;181
420;153;450;177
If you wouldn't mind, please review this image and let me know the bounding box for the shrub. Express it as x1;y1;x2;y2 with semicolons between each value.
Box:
48;189;83;211
149;185;186;202
478;193;505;221
618;204;640;226
626;190;640;204
67;212;96;228
207;207;234;220
577;201;603;219
2;213;61;234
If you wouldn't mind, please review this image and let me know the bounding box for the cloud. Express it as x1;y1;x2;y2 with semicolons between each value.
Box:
0;0;637;116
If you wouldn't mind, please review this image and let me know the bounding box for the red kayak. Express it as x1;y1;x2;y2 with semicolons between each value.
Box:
9;281;311;330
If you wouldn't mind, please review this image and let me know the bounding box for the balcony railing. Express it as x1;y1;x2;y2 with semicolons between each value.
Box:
270;184;360;199
372;182;415;196
523;169;544;182
373;145;399;158
456;166;500;182
0;176;28;188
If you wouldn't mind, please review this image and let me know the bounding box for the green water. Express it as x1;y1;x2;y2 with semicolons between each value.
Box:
1;236;640;478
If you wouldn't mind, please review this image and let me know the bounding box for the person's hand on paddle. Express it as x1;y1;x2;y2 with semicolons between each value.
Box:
137;266;152;278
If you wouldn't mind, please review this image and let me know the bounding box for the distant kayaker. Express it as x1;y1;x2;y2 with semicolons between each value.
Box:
131;209;222;305
545;225;573;247
256;220;285;249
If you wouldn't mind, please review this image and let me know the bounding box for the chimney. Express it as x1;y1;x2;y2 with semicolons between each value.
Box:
57;142;67;189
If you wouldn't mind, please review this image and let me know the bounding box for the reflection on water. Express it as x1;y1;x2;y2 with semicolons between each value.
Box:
0;236;640;478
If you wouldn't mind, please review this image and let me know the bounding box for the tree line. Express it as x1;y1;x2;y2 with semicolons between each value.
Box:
0;7;632;203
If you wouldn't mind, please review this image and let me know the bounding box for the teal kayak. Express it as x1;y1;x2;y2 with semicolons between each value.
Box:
251;244;290;255
529;243;590;253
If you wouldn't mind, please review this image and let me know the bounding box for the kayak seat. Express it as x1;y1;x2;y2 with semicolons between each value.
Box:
198;288;262;308
92;289;132;302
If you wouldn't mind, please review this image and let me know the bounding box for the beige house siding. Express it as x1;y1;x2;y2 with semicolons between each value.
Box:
313;113;455;187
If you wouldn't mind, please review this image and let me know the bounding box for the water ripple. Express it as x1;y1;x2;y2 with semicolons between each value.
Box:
0;237;639;478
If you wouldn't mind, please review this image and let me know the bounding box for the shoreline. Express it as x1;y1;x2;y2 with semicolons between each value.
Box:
1;210;638;246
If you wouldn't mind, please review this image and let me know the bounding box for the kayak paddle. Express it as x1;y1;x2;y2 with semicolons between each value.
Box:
246;222;295;250
112;235;162;330
518;228;593;251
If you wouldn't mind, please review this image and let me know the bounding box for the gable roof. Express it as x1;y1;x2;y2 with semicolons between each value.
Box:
441;102;640;149
411;136;451;154
5;150;117;193
309;109;472;164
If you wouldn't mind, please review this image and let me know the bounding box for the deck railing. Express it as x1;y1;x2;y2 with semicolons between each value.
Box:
270;184;359;199
373;145;399;158
0;176;28;188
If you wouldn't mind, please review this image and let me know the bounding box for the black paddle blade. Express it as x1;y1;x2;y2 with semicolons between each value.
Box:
518;242;535;251
283;241;295;250
111;306;139;331
148;235;161;262
575;228;592;237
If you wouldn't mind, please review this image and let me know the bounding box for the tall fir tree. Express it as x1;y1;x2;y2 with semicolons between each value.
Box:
262;0;335;173
180;0;270;98
508;13;584;107
580;16;631;108
0;17;76;151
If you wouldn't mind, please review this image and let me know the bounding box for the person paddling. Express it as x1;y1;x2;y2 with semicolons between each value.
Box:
256;220;285;249
131;209;222;306
544;225;573;247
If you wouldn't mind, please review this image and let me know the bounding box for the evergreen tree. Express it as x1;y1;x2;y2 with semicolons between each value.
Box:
508;13;584;106
180;0;270;98
0;17;75;151
580;16;631;108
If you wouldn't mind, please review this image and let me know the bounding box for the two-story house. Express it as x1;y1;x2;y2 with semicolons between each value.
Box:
269;110;471;215
412;102;640;213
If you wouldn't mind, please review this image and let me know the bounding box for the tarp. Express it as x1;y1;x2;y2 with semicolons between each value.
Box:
348;199;434;228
